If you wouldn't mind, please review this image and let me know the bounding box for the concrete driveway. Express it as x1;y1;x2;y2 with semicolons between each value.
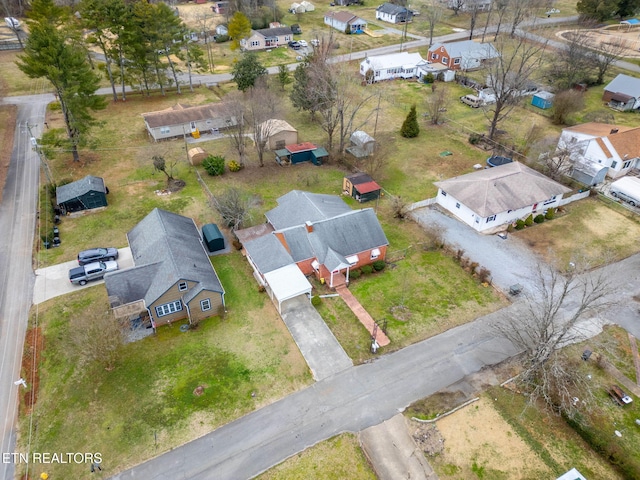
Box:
33;247;133;304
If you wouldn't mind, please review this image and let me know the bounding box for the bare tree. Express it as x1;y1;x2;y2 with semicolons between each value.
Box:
70;311;126;371
187;10;217;72
247;80;281;167
484;35;546;139
222;91;249;166
537;142;578;181
550;90;585;125
211;187;260;230
424;0;444;47
467;3;482;40
449;0;466;16
492;0;510;41
153;155;176;181
492;261;612;415
360;132;391;178
425;83;449;125
586;35;629;85
547;30;594;89
508;0;545;37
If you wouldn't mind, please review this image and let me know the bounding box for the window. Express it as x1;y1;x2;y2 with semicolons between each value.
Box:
178;281;188;292
160;126;170;134
156;300;182;317
251;40;260;47
611;160;618;168
442;57;448;65
623;160;632;169
375;71;380;77
346;254;359;265
455;202;460;209
201;298;211;311
441;190;447;196
370;248;380;260
486;215;496;222
431;53;438;60
454;58;460;65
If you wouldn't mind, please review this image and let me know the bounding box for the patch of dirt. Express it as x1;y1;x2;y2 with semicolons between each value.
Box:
193;385;205;396
21;326;44;413
389;305;412;322
167;178;186;192
412;422;445;456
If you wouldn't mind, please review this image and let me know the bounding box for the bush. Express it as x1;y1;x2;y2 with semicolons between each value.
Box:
515;219;525;230
215;34;229;43
507;223;514;233
311;295;321;307
400;105;419;138
202;155;225;176
468;133;482;145
545;208;555;220
423;72;435;84
350;269;361;279
228;160;242;172
524;214;534;226
372;260;386;271
534;214;545;224
361;265;373;275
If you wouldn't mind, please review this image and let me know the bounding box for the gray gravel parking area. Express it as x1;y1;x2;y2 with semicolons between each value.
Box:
409;206;547;295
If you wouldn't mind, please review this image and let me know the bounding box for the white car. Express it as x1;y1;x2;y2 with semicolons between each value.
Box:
298;40;308;47
545;8;560;15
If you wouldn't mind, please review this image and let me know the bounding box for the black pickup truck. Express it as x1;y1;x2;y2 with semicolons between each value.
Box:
69;261;118;286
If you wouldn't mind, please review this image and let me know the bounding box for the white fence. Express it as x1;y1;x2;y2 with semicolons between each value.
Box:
405;197;436;212
558;190;590;206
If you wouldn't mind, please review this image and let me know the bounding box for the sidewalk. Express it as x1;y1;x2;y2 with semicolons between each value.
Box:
336;285;390;347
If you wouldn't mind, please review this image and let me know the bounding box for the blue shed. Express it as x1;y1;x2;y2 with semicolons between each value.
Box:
531;91;555;109
274;142;329;166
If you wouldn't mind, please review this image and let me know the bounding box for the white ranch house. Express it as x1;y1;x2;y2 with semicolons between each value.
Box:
360;52;425;82
434;162;570;233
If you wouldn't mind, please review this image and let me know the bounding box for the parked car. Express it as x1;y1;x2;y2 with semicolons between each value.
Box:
78;247;119;265
288;41;301;50
291;23;302;35
460;94;483;108
69;261;118;286
298;40;308;47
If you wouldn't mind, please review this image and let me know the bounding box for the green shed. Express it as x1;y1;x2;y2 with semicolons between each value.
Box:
202;224;225;252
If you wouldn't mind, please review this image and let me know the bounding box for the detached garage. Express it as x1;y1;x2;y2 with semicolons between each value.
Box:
56;175;108;214
202;223;225;252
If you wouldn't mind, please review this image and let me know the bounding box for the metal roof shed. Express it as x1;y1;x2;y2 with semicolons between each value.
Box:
202;223;225;252
264;264;312;313
56;175;107;213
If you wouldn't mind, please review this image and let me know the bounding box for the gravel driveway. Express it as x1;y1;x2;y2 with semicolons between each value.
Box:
409;206;547;295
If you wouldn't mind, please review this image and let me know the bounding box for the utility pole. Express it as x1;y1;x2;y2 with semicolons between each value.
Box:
25;123;53;184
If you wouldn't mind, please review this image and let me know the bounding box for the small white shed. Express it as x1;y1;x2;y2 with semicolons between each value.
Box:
301;1;315;11
290;2;306;13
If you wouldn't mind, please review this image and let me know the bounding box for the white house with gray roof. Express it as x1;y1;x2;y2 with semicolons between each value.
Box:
104;208;225;329
434;163;571;233
359;52;425;82
236;191;389;306
603;74;640;111
375;3;413;23
141;103;235;141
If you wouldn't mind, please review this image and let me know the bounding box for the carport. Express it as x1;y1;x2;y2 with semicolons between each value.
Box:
264;264;312;314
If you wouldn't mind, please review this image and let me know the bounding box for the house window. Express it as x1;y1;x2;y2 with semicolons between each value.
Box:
623;160;632;169
486;215;496;222
442;57;448;65
543;196;557;205
155;300;183;317
611;160;618;168
455;202;460;209
178;281;188;292
346;254;359;265
160;126;170;134
431;53;439;60
441;190;447;196
251;40;260;47
375;71;380;77
201;298;211;311
454;58;460;64
370;248;381;260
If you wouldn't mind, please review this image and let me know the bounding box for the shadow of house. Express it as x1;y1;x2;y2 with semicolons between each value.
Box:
104;209;225;331
56;175;107;214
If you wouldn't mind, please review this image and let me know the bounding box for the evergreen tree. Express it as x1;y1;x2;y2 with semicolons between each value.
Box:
228;12;251;51
18;0;106;162
231;52;267;92
277;64;292;91
400;105;419;138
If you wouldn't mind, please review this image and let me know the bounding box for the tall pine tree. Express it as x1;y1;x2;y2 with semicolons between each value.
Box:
18;0;106;162
400;104;419;138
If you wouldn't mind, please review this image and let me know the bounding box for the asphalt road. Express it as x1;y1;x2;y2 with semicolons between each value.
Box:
0;96;51;480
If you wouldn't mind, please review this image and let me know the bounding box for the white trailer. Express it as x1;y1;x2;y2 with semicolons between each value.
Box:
610;176;640;207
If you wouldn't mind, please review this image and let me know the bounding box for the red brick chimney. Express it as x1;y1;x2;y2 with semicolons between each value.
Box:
305;221;313;233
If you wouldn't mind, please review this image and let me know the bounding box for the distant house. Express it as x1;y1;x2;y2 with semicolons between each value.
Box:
603;74;640;111
334;0;363;5
434;162;570;233
427;40;499;71
241;27;293;51
275;142;329;166
211;1;228;14
104;208;226;329
558;122;640;179
376;3;413;23
259;119;298;150
56;175;108;214
141;103;235;141
235;191;389;308
360;52;425;82
324;11;367;34
343;172;381;202
447;0;492;11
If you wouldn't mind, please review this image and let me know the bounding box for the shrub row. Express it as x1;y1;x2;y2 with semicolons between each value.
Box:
202;155;245;175
512;209;557;230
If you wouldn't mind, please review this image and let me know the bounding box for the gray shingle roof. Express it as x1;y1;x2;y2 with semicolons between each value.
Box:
434;162;571;217
104;263;161;307
278;225;314;262
141;103;232;129
604;74;640;97
105;208;223;308
56;175;105;204
265;190;352;230
255;26;293;37
243;233;295;274
376;3;410;15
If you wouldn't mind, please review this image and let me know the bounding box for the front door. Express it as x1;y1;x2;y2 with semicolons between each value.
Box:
190;121;197;133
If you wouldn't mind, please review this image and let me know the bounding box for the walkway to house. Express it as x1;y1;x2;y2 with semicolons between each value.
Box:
335;285;390;347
